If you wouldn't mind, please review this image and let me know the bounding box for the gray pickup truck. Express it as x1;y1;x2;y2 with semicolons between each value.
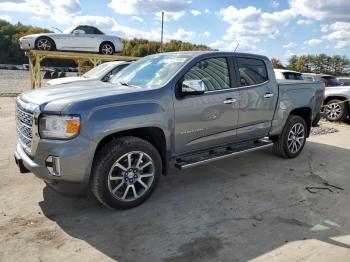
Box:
15;51;324;209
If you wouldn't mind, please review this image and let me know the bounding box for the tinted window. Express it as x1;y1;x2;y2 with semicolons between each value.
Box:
111;64;128;75
283;72;304;80
76;26;96;34
183;58;230;91
321;76;340;87
338;79;350;86
94;27;104;35
237;58;268;86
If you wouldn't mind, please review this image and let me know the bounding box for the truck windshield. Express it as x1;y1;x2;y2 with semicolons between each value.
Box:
110;54;190;88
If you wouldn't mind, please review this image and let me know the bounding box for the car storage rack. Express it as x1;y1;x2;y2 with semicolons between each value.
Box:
26;50;138;89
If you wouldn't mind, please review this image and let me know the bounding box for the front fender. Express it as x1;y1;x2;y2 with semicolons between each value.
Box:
86;100;172;154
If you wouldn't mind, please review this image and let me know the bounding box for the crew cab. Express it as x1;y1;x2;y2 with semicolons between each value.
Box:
14;51;324;209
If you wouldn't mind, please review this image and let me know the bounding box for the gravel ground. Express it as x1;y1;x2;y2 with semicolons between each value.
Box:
311;126;339;136
0;69;76;95
0;70;31;94
2;97;350;262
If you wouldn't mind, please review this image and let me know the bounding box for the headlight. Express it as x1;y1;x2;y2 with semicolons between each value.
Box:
39;115;80;139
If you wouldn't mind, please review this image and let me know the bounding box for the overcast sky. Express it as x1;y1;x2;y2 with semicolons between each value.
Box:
0;0;349;63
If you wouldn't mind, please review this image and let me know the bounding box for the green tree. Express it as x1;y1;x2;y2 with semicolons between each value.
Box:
271;58;284;69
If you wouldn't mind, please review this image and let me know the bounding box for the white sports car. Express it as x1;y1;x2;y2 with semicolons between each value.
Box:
19;25;123;55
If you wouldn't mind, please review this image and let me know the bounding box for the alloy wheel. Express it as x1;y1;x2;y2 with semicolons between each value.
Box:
325;103;343;121
107;151;155;202
287;123;305;154
37;39;52;51
101;44;114;55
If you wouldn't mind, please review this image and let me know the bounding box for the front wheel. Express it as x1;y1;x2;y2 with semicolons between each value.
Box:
273;115;307;158
90;136;162;209
36;37;55;51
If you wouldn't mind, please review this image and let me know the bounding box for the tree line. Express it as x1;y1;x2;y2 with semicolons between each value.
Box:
271;55;350;76
0;20;211;65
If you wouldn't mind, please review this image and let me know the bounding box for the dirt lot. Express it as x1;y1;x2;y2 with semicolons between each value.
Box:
0;70;76;95
1;97;350;262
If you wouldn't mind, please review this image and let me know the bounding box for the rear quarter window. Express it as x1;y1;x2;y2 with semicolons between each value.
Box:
236;58;268;86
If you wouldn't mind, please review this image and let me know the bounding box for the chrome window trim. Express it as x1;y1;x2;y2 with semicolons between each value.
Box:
204;80;270;94
236;80;270;90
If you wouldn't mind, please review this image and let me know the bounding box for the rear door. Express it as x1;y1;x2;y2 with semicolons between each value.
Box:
234;57;278;141
173;56;239;154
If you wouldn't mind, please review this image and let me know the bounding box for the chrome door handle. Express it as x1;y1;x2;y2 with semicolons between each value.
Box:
224;98;237;104
264;93;274;98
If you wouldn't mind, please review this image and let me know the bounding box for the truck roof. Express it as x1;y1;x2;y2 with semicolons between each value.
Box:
157;51;269;60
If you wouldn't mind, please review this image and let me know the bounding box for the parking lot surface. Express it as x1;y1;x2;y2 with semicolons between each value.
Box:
1;97;350;262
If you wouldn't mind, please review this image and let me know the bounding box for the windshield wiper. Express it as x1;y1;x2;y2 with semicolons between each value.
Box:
119;82;130;86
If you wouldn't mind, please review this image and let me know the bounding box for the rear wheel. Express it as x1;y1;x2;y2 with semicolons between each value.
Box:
324;99;345;122
273;115;307;158
36;37;55;51
99;42;115;55
90;136;162;209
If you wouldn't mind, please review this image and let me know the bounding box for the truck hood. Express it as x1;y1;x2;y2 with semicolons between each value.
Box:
19;81;145;112
46;76;91;86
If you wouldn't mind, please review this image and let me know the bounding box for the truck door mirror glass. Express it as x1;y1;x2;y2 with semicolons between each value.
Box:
182;80;205;95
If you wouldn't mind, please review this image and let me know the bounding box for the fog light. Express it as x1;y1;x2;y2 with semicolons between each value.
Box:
46;156;61;176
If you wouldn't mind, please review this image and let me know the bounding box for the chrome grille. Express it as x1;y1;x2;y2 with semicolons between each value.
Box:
16;102;34;154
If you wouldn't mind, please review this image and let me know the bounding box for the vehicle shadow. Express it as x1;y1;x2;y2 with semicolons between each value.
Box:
39;141;350;262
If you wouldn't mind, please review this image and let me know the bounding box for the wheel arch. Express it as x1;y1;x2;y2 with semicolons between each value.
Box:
93;127;168;176
35;36;56;50
324;95;348;104
99;41;115;53
289;107;312;137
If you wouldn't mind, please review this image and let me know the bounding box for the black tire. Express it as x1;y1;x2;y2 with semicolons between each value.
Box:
273;115;307;159
99;42;115;55
324;99;346;122
35;37;55;51
90;136;162;209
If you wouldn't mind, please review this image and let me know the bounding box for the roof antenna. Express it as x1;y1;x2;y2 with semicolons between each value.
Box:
51;27;63;33
233;43;239;52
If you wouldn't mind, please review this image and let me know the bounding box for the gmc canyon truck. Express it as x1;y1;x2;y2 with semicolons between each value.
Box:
14;52;324;209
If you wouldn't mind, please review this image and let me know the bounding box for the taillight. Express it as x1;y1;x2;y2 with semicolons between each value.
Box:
324;82;330;88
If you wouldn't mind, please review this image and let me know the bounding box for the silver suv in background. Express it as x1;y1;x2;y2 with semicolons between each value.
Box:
303;73;350;121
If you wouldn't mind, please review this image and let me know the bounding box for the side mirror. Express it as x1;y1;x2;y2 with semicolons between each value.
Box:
102;74;114;82
181;80;205;95
73;29;85;35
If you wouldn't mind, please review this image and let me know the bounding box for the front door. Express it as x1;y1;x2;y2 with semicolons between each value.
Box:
174;57;239;154
234;57;278;141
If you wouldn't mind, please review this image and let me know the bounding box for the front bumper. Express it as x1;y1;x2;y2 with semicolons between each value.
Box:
14;135;95;184
19;38;35;50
